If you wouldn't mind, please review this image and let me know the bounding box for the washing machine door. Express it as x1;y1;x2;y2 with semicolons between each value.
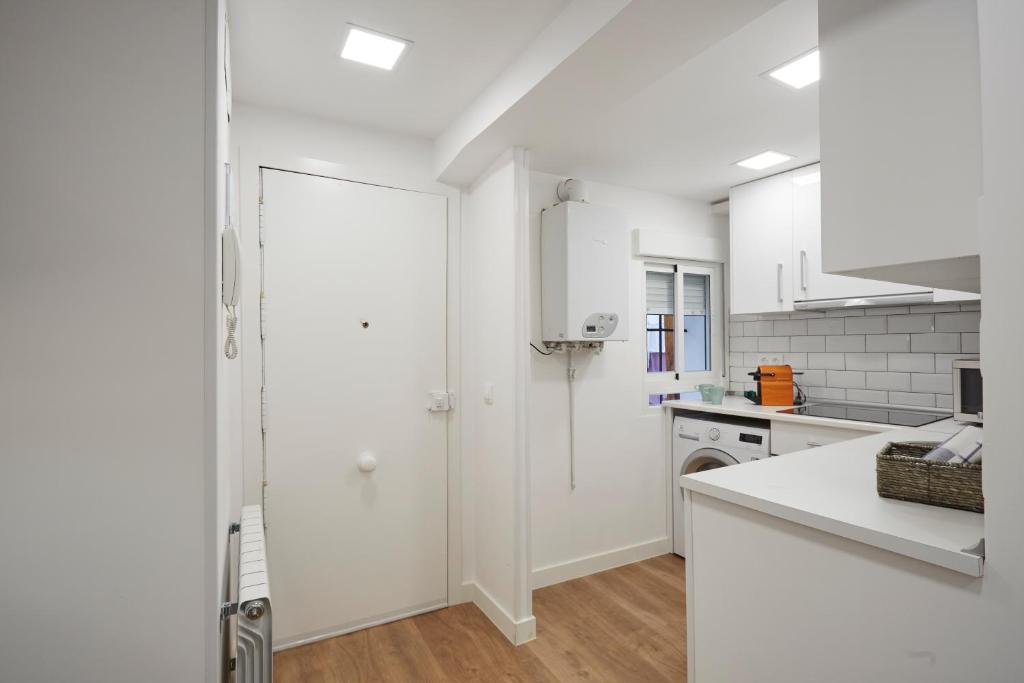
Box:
683;447;739;474
673;447;740;558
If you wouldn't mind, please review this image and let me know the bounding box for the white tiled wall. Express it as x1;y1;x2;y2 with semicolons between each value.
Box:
728;302;981;409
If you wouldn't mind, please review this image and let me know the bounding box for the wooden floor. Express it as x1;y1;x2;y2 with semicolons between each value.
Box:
274;554;686;682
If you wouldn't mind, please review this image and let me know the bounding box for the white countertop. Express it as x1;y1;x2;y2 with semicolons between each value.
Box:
680;427;985;576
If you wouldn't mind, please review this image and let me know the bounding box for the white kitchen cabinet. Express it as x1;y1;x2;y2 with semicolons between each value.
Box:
770;420;873;456
818;0;981;293
729;172;793;315
791;164;928;303
731;164;977;315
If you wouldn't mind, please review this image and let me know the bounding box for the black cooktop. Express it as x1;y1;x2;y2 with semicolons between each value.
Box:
778;402;948;427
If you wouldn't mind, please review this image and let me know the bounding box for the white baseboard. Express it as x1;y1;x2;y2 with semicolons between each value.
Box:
531;537;671;589
272;599;447;651
472;583;537;645
451;580;476;605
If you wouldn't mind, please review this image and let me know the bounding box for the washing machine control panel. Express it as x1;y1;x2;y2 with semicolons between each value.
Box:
674;416;771;459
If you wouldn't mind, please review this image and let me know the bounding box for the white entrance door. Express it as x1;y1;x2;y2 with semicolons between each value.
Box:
261;168;448;648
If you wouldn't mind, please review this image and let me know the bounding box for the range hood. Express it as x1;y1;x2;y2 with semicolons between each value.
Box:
793;292;935;310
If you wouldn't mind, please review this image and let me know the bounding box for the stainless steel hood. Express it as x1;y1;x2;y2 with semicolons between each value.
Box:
793;291;935;310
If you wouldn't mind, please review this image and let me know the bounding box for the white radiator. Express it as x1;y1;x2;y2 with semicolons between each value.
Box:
234;505;272;682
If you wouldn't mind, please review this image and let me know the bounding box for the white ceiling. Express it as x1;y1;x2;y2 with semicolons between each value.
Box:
436;0;787;185
229;0;571;138
528;0;819;201
230;0;819;202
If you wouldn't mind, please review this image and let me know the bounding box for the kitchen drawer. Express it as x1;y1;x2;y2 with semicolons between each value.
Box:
770;421;868;455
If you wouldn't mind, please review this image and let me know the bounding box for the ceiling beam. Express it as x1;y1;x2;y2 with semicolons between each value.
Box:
434;0;629;185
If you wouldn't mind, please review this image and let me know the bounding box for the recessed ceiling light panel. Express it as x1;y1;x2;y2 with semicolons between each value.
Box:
735;150;794;170
340;25;410;70
766;49;820;89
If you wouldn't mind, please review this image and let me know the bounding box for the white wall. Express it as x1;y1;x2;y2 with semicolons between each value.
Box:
0;1;226;681
460;150;535;642
213;2;237;679
529;171;723;585
976;0;1024;671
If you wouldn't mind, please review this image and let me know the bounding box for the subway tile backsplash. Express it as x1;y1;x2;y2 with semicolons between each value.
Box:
728;303;980;409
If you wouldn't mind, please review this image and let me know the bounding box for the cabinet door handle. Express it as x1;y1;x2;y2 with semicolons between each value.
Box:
800;250;808;290
777;263;784;303
806;441;823;448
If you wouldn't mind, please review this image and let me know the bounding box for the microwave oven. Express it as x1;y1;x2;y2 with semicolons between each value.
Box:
952;359;983;425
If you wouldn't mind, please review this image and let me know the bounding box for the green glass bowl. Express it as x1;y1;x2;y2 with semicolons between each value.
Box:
705;385;726;405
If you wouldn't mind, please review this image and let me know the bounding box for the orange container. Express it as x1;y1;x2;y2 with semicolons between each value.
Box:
756;365;795;406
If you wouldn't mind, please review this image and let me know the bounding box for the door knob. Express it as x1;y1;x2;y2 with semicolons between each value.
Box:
357;452;377;473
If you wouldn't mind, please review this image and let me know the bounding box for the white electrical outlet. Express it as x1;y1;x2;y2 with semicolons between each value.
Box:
759;355;784;365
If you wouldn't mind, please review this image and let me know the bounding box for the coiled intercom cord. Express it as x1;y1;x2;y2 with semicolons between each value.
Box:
224;306;239;359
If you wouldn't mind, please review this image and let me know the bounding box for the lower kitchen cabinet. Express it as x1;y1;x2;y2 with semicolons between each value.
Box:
770;420;875;456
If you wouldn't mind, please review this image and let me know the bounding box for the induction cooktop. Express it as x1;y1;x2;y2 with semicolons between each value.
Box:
778;402;949;427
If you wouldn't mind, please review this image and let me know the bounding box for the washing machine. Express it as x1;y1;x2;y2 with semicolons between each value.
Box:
672;412;771;557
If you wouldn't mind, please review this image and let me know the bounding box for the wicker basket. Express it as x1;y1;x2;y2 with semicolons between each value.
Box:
876;441;984;513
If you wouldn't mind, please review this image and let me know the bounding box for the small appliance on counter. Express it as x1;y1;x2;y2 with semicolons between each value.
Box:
745;365;804;406
952;358;983;425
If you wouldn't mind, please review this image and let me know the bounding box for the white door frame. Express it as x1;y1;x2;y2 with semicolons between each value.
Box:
235;151;468;607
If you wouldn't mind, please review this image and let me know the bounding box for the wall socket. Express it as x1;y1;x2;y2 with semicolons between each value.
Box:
758;355;784;365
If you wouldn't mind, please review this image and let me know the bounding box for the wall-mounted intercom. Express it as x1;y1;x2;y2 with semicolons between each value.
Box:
222;160;240;360
222;225;240;359
223;225;240;362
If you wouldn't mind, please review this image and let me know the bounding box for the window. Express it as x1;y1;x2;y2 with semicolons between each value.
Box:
645;271;675;372
682;273;711;373
644;261;724;407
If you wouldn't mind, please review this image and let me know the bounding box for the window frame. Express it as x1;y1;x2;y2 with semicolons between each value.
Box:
644;259;725;408
645;311;676;374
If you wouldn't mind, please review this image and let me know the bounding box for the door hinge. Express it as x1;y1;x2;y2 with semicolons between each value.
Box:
259;293;267;340
258;201;266;246
260;386;268;433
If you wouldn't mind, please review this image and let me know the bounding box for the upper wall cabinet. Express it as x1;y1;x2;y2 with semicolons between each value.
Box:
730;164;974;315
818;0;982;293
729;172;794;315
790;165;928;303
